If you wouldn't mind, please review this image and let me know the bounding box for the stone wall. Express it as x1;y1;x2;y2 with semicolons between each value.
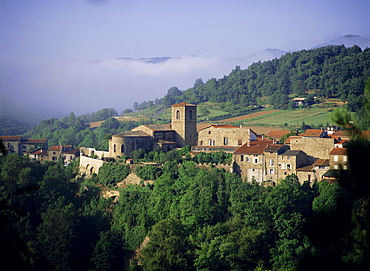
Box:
198;126;255;147
80;147;109;159
79;156;104;178
290;137;334;161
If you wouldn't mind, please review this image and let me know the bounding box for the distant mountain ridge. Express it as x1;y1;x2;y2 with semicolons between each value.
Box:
315;34;370;50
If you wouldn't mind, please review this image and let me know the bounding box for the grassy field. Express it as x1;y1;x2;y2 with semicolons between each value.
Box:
233;107;334;128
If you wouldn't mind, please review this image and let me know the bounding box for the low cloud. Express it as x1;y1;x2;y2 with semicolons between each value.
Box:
1;54;235;118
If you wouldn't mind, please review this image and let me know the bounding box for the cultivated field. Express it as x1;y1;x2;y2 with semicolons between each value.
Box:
218;110;278;123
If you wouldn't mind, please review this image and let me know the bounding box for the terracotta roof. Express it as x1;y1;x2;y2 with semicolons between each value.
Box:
297;164;313;171
302;129;324;137
22;138;47;144
234;140;273;154
171;102;196;107
29;149;48;155
285;136;302;144
113;131;151;138
330;148;348;155
313;159;330;166
197;124;240;131
48;145;72;151
267;131;291;140
62;148;80;155
0;135;22;141
48;145;63;151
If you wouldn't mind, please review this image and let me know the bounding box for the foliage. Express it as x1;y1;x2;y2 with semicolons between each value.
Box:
96;163;131;187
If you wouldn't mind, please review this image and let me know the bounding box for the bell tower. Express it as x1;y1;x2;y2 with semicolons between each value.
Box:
171;102;197;147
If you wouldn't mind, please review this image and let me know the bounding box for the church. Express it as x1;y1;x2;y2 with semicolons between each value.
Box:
108;102;197;158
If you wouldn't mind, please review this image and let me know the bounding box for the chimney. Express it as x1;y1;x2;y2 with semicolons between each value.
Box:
247;141;250;147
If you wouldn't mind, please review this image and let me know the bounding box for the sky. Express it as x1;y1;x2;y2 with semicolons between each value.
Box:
1;0;369;120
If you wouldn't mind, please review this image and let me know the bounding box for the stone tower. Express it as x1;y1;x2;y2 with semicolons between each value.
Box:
171;102;197;147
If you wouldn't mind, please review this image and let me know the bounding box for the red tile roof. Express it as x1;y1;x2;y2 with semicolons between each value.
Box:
313;159;330;166
267;131;291;140
0;135;22;141
330;148;348;155
285;136;302;144
302;129;324;137
234;140;273;154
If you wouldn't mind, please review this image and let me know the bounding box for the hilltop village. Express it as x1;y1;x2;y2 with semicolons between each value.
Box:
2;102;357;186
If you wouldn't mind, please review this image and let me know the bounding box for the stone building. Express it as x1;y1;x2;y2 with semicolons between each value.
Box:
329;147;349;170
233;140;310;184
109;102;197;158
289;135;334;162
233;139;273;182
196;124;257;152
0;135;48;155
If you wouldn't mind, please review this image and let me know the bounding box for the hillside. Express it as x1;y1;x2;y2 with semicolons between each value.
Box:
146;45;370;115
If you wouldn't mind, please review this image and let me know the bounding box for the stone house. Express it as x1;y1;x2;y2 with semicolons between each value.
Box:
277;150;308;180
26;149;48;162
197;124;257;149
62;148;80;165
0;136;48;155
263;144;289;183
329;147;349;170
109;102;197;158
233;139;273;182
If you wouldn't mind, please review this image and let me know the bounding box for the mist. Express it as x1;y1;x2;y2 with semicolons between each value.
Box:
0;54;256;119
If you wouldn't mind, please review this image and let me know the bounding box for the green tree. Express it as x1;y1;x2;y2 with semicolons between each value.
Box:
141;218;194;270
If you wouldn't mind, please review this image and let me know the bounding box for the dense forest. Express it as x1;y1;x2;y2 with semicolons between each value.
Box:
1;144;369;270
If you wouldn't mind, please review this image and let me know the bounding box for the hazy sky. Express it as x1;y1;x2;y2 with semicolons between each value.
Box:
1;0;369;118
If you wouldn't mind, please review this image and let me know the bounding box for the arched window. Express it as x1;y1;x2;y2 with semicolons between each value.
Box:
121;144;125;153
189;110;193;119
176;110;180;119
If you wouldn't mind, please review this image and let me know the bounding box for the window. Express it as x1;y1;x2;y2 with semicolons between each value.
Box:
269;168;274;175
121;145;125;153
287;164;291;170
270;159;274;166
334;164;339;169
238;140;242;145
343;165;348;170
53;151;56;155
281;156;284;160
240;155;244;162
176;110;180;119
334;155;338;162
246;156;250;162
208;131;211;134
343;156;347;162
70;156;73;160
199;141;203;145
253;155;259;164
223;137;228;145
208;139;215;146
52;157;57;161
287;156;290;160
189;110;193;119
114;144;116;152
